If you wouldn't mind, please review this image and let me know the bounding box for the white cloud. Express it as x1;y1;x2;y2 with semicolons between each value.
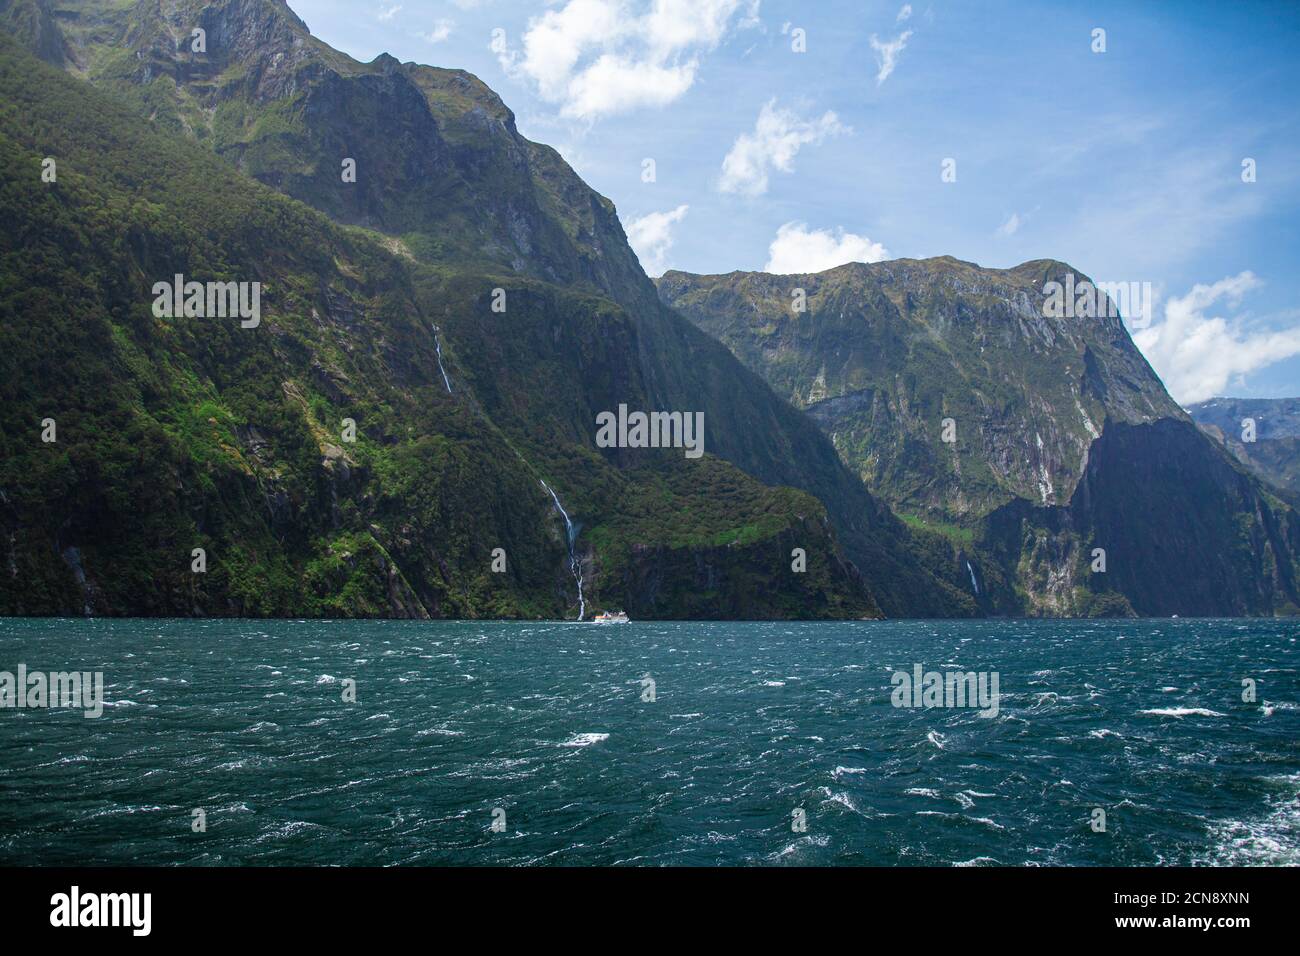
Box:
420;19;455;43
995;212;1022;237
896;3;913;22
625;204;690;276
764;222;890;274
378;4;402;22
644;0;744;53
869;30;912;85
498;0;751;121
1132;272;1300;404
718;99;848;197
565;55;697;118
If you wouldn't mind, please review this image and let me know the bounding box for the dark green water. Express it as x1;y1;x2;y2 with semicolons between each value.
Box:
1;617;1296;865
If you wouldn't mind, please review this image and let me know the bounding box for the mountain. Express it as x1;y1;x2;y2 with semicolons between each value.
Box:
0;4;971;618
11;0;1284;619
658;260;1300;617
1187;398;1300;506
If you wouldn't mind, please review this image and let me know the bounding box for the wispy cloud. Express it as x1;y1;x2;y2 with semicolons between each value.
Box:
1132;272;1300;404
896;3;913;23
378;4;402;22
718;99;847;197
995;212;1022;237
870;29;912;85
1052;146;1266;281
764;222;889;274
419;19;455;43
625;204;690;276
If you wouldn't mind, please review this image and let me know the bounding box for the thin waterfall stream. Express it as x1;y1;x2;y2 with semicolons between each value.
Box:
432;325;452;393
540;479;585;621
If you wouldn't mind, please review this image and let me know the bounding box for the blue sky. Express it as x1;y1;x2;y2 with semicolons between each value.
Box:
288;0;1300;404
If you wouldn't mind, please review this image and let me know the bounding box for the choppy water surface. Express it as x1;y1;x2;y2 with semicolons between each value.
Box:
1;618;1296;866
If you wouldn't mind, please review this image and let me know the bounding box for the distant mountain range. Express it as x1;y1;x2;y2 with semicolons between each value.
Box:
1186;397;1300;506
0;0;1296;618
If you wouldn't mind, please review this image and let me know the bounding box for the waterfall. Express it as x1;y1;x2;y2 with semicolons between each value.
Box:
966;560;980;596
432;327;452;393
540;479;585;621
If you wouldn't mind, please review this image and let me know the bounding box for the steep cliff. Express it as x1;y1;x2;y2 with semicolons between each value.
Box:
659;261;1300;617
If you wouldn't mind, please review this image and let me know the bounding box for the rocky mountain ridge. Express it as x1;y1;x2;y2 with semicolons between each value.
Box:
658;261;1300;616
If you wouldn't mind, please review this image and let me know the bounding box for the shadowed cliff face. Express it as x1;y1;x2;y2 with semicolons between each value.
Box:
0;0;67;65
980;420;1300;617
1066;420;1300;616
658;262;1300;618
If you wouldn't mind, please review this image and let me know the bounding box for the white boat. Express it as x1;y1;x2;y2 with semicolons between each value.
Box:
593;610;630;624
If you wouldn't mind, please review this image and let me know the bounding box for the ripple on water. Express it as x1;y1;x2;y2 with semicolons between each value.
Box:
0;617;1295;866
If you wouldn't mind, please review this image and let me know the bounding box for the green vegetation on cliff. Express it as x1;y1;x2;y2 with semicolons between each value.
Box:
2;0;977;618
0;29;879;618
